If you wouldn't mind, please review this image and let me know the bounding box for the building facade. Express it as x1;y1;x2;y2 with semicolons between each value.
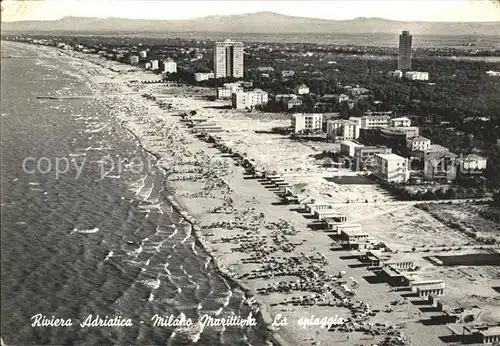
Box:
232;89;268;109
354;146;392;171
194;72;215;81
360;115;391;129
291;113;323;133
405;71;429;80
406;136;431;152
391;117;411;127
340;140;364;157
129;55;139;64
380;127;420;155
423;151;458;181
296;84;310;95
398;30;412;70
150;60;159;70
214;40;244;78
163;59;177;73
326;120;359;141
216;82;243;99
374;153;410;183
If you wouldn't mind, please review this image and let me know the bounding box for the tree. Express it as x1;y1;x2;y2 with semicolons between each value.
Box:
444;188;457;199
493;192;500;208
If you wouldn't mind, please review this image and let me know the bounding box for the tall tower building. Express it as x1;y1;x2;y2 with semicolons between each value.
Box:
398;30;412;70
214;40;244;78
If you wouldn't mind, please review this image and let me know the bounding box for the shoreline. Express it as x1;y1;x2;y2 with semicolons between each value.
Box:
51;44;290;345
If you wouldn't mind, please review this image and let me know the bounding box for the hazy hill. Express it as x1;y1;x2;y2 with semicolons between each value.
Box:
2;11;499;36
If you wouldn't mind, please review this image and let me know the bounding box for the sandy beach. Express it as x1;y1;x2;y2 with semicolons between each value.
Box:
20;43;500;346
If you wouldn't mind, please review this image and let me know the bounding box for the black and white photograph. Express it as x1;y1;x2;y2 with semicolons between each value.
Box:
1;1;500;345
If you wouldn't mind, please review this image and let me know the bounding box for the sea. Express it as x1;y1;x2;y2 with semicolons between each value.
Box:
0;41;267;346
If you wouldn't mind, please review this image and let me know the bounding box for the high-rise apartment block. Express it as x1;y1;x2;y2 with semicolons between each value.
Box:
214;40;244;78
163;58;177;73
398;31;412;70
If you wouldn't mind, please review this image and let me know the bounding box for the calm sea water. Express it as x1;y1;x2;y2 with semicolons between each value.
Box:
0;41;266;346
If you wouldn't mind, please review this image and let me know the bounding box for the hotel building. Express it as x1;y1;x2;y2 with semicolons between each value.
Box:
214;40;244;78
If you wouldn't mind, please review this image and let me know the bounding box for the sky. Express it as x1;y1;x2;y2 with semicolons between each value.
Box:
2;0;500;23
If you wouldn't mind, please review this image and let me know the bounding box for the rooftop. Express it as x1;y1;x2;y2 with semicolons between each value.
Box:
410;136;431;142
376;153;407;161
464;154;487;161
480;326;500;336
425;150;458;160
415;282;446;290
341;140;364;147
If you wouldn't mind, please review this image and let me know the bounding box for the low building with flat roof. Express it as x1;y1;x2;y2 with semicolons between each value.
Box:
405;71;429;80
314;211;347;222
416;282;445;298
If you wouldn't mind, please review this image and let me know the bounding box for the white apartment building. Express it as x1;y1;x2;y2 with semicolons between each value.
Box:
461;154;488;170
129;55;139;64
374;153;410;183
194;72;215;82
296;84;310;95
360;115;391;129
486;70;500;77
291;113;323;133
327;120;359;141
214;40;244;78
391;116;411;127
405;71;429;81
232;89;268;109
388;70;403;78
150;60;159;70
163;59;177;73
340;140;364;157
145;62;151;69
275;94;297;102
406;136;431;152
217;82;243;99
139;50;147;58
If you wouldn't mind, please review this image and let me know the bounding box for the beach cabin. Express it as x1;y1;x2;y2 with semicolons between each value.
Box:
340;229;370;242
360;250;392;267
181;116;209;123
410;279;445;293
314;210;347;222
282;189;300;204
192;125;224;133
416;282;445;298
458;324;500;344
345;238;374;250
274;181;292;191
383;253;417;270
265;173;281;180
191;121;217;128
326;223;361;234
379;265;407;285
269;176;286;184
305;203;335;215
478;326;500;344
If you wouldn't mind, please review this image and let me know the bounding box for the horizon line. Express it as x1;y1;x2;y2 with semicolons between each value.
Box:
3;11;500;24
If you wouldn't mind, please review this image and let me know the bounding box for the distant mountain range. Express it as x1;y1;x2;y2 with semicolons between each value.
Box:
2;12;499;36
